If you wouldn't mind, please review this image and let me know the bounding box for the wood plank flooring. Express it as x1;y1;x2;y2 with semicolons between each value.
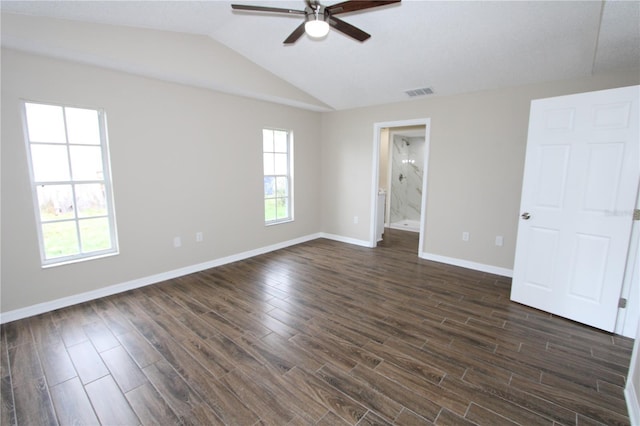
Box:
0;229;633;425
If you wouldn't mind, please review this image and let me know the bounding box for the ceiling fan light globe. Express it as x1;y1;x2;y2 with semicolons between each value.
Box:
305;20;330;38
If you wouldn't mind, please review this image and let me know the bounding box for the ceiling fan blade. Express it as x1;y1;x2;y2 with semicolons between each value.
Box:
284;22;307;44
231;4;305;15
327;0;400;15
329;16;370;41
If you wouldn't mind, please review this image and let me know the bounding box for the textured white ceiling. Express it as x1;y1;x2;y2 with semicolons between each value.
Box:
1;0;638;110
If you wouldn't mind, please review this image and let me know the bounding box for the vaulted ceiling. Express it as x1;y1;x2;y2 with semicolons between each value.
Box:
1;1;639;111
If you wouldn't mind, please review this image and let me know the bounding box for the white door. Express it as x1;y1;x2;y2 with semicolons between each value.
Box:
511;86;639;332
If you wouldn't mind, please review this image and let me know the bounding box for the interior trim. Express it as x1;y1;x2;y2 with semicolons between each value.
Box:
419;251;514;278
625;376;640;426
0;232;514;324
0;232;323;324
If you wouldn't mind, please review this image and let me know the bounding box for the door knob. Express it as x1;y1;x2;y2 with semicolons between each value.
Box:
521;212;531;220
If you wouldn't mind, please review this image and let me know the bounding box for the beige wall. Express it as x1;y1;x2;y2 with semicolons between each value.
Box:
1;48;322;313
2;44;639;316
321;69;640;270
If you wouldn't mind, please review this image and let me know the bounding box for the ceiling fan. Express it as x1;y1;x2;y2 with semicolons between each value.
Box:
231;0;401;44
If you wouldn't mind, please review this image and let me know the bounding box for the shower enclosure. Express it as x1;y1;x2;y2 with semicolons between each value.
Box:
389;135;424;232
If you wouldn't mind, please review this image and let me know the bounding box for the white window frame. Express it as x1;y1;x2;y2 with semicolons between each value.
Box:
21;100;119;267
263;128;294;225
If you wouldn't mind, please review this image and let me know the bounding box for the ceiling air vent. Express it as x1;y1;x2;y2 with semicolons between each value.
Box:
405;87;434;97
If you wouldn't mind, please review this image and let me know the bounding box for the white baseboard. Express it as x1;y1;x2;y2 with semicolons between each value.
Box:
626;319;640;426
626;381;640;426
419;251;513;277
319;232;373;248
1;233;513;323
0;233;322;324
320;235;513;277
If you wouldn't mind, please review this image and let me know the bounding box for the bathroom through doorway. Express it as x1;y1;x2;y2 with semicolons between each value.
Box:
370;119;430;256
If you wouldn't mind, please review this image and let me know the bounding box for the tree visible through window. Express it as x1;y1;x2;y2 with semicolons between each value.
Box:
23;101;118;266
263;128;293;224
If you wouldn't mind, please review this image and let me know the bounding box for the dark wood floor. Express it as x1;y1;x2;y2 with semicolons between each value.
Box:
1;229;633;425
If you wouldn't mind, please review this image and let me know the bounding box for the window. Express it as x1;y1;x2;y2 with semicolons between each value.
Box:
22;101;118;266
263;128;293;224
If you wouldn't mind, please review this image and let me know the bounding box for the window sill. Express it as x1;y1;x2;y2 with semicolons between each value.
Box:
265;219;294;227
42;250;119;269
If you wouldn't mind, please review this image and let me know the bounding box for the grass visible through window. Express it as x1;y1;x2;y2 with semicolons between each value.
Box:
42;219;111;258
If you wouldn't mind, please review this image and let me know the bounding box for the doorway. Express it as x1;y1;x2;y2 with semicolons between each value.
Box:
388;129;426;233
370;119;431;255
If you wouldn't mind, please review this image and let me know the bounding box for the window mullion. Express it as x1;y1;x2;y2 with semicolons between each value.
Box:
61;107;74;181
99;111;117;247
62;107;84;254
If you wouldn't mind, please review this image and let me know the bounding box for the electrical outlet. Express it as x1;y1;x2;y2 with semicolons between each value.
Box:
354;216;359;224
495;236;504;246
196;232;203;242
173;236;182;248
462;232;469;242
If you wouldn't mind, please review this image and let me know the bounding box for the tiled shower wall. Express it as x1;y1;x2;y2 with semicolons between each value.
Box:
389;135;424;224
